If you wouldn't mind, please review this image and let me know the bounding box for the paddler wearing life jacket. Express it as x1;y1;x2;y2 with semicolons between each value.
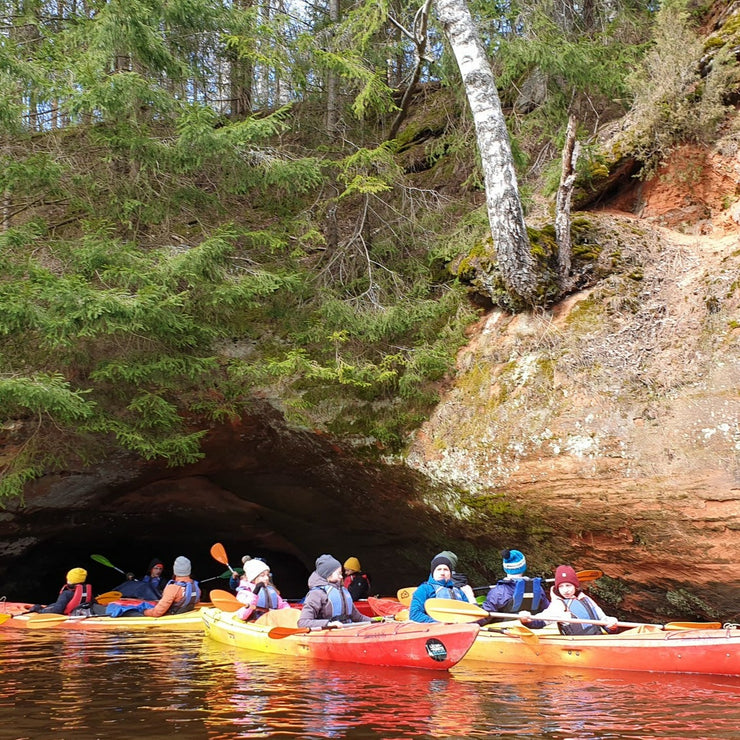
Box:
409;554;473;623
235;558;291;621
142;556;201;617
297;554;372;630
480;549;550;624
342;556;372;601
28;567;98;616
519;565;619;635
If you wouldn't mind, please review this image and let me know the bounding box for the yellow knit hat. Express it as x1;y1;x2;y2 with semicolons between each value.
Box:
66;568;87;585
343;557;361;573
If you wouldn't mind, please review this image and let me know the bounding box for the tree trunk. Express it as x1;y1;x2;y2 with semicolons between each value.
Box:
434;0;538;304
555;114;580;287
326;0;340;134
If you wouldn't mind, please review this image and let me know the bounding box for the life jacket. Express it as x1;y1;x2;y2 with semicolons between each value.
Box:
498;577;544;613
432;583;466;600
558;595;602;636
315;584;354;622
166;579;201;615
62;583;93;615
255;584;281;610
343;573;370;601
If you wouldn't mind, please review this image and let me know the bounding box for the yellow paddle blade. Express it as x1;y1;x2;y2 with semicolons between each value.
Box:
26;614;69;628
95;591;123;606
396;587;416;606
0;613;11;626
394;609;409;622
424;597;487;623
505;624;540;645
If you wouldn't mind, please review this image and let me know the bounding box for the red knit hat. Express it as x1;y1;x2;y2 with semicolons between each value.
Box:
554;565;580;590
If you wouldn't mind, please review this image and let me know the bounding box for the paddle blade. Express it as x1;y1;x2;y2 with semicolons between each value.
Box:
268;626;311;639
666;621;723;630
577;569;604;584
506;624;540;645
26;614;68;628
95;591;123;606
210;589;242;612
396;587;416;606
210;543;235;573
0;613;11;626
91;554;114;568
425;597;487;623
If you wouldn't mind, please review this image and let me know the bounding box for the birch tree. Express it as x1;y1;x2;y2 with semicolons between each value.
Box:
434;0;539;305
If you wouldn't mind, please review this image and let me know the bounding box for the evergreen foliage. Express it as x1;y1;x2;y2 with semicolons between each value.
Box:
0;0;732;500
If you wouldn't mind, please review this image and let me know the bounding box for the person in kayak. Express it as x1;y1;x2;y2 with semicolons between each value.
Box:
519;565;618;634
28;567;102;616
432;550;475;602
297;554;372;630
342;557;371;601
235;558;291;621
143;556;201;617
479;549;550;623
141;558;166;596
409;554;473;623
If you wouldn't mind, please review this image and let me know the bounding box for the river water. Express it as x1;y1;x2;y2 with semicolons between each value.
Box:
2;628;739;740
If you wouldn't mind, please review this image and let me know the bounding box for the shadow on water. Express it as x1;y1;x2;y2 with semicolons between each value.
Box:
2;629;739;739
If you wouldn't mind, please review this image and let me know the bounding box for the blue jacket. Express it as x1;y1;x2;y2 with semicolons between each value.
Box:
409;575;470;623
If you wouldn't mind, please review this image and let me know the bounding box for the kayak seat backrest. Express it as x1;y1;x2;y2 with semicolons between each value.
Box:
255;608;300;629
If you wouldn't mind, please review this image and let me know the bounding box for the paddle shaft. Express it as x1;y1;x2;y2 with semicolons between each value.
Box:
210;543;237;575
472;569;604;592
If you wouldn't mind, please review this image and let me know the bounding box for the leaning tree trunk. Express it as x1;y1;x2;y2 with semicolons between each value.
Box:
434;0;538;305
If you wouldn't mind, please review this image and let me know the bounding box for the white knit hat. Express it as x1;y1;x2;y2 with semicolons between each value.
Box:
244;559;269;582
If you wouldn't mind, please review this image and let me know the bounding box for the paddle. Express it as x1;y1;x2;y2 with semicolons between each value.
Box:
200;569;234;584
91;554;127;576
210;543;238;579
425;597;722;630
397;587;416;606
470;569;605;592
0;613;11;626
210;589;243;612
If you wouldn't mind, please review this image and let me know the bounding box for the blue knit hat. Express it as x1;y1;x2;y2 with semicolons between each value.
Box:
502;549;526;576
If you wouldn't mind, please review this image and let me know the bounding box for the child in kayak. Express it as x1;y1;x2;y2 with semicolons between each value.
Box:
480;549;550;623
409;554;473;623
28;567;102;616
342;557;372;601
298;554;371;630
235;558;291;621
519;565;618;634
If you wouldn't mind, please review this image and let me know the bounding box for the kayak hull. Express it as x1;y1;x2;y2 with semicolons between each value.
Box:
0;602;204;631
463;625;740;676
202;608;478;670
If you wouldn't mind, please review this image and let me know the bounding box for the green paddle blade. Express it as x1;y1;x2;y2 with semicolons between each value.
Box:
91;554;115;568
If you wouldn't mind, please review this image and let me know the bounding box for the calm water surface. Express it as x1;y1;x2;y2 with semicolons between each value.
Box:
1;628;738;739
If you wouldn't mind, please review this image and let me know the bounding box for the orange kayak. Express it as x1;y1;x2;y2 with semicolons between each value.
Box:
463;624;740;676
202;607;479;670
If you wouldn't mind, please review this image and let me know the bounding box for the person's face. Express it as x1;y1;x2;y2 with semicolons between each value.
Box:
253;570;270;585
433;564;451;581
151;565;163;576
327;566;342;583
557;582;577;598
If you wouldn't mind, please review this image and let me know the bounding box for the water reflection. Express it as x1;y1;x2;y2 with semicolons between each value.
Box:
1;629;739;739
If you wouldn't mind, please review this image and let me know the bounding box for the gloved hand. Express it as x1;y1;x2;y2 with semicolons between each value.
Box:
475;616;494;627
603;616;618;629
252;582;264;595
27;604;43;613
326;620;345;629
518;610;532;622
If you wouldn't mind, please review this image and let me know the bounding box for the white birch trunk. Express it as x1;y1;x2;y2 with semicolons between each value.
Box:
434;0;538;304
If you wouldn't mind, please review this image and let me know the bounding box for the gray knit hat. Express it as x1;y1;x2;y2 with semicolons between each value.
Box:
173;555;191;576
315;554;342;579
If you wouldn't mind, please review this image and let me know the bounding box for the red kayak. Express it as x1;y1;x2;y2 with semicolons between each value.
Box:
202;607;479;670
